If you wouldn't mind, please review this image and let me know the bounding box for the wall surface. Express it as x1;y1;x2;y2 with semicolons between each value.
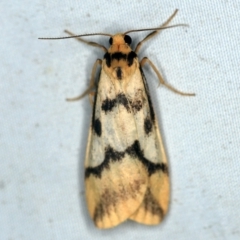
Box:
1;1;239;239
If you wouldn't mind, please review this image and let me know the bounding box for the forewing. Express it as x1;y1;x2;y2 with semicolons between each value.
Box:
128;68;169;224
84;69;148;229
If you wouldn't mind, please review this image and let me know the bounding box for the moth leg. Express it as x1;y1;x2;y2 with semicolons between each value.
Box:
140;57;195;96
66;59;102;101
87;90;96;106
64;30;107;52
135;9;178;53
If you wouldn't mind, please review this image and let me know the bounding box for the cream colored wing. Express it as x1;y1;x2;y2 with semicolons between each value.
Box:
85;66;169;228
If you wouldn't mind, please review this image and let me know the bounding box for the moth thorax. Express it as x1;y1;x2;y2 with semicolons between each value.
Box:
114;67;123;80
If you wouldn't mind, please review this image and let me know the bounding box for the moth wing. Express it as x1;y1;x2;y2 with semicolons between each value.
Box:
84;69;148;229
129;128;169;225
128;68;170;225
85;156;148;229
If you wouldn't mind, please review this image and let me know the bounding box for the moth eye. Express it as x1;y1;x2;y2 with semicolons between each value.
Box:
124;35;132;45
109;37;113;45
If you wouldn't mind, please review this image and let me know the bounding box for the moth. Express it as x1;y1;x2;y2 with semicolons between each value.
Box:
39;9;194;229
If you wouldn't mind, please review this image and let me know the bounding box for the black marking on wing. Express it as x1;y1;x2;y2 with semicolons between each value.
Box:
93;189;116;223
143;188;164;218
85;144;125;179
117;93;130;112
85;140;168;179
144;117;153;135
91;72;101;134
93;201;104;223
93;118;102;136
93;179;146;224
139;67;155;122
101;93;130;113
129;98;143;113
101;93;144;114
126;140;168;176
101;98;116;112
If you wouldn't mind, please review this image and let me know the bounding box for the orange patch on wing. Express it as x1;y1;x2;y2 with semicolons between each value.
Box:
129;171;169;225
85;156;148;229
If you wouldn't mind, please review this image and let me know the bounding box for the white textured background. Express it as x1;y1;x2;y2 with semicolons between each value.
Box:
1;1;240;239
